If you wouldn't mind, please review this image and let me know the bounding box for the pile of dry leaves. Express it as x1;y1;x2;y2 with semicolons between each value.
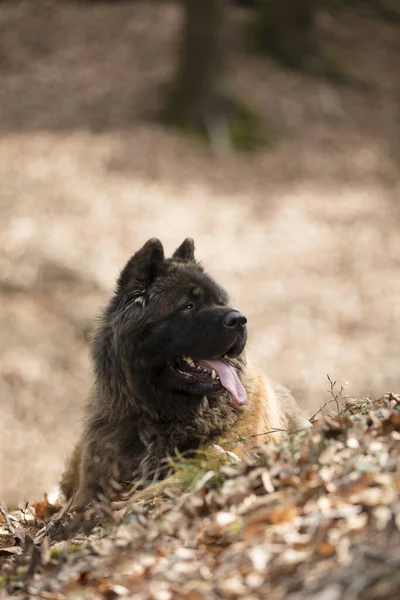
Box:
2;393;400;600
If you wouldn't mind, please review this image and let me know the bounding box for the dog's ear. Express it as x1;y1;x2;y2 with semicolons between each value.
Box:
172;238;195;262
117;238;164;292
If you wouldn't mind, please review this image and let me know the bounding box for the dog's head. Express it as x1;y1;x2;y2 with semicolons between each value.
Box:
92;238;248;412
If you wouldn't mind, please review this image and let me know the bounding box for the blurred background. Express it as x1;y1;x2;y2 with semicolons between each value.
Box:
0;0;399;506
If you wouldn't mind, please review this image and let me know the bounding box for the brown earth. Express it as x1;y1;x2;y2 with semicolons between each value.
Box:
0;0;399;506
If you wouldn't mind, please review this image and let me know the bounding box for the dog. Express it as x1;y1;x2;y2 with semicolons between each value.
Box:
61;238;310;508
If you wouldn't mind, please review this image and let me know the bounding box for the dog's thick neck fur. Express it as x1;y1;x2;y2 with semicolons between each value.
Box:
89;308;244;440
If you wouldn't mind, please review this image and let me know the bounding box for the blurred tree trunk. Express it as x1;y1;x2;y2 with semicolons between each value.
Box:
165;0;267;149
165;0;230;137
256;0;319;70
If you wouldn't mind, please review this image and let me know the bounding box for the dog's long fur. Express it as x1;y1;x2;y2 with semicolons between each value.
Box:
61;238;309;508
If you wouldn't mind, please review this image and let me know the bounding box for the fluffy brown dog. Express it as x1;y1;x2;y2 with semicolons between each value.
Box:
61;238;310;507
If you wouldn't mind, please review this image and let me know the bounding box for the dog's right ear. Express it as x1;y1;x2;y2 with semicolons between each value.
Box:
172;238;195;262
117;238;165;292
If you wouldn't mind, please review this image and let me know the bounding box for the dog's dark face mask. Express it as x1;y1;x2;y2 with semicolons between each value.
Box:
93;238;248;411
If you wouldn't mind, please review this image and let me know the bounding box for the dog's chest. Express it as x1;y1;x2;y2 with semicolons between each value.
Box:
143;394;240;449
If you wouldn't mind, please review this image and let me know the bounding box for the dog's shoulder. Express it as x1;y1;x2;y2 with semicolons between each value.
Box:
224;360;310;452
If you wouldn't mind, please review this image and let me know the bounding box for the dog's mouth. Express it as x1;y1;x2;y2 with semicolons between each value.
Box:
172;356;247;406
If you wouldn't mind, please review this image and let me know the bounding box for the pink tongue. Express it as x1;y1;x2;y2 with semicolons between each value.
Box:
198;359;247;406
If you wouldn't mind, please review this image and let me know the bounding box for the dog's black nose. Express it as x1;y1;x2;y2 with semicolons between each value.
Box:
222;310;247;329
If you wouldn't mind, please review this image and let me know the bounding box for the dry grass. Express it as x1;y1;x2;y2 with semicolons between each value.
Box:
0;0;399;505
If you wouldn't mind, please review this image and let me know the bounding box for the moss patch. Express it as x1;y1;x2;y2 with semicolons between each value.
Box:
162;81;272;152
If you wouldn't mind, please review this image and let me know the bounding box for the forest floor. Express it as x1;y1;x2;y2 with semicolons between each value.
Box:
2;394;400;599
0;0;399;513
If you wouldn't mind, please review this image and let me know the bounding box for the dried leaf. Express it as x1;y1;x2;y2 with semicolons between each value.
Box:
0;546;23;555
0;531;15;549
261;471;275;493
317;542;336;557
33;494;59;521
269;504;297;525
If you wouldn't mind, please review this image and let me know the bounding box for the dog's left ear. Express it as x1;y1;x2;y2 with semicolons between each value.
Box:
172;238;195;262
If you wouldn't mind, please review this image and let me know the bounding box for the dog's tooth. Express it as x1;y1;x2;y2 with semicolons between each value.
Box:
211;370;216;379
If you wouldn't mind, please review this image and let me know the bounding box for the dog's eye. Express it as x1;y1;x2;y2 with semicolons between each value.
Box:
184;302;194;311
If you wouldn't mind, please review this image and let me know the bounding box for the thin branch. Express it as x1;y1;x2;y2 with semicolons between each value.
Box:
309;374;346;422
326;374;343;414
223;426;310;447
309;398;342;423
0;504;16;534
